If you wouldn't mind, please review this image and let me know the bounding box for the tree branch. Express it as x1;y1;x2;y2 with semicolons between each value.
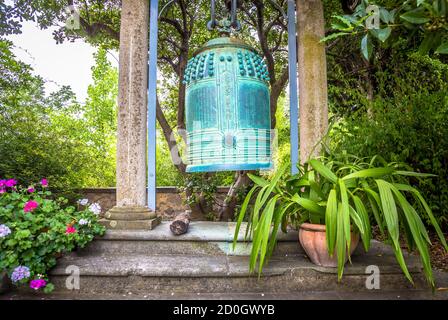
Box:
156;96;187;174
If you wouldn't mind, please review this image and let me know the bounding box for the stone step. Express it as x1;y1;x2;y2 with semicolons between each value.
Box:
73;221;303;257
5;289;448;300
43;241;432;296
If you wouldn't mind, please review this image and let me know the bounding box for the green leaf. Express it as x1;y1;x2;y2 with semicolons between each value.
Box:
15;229;31;239
361;34;373;60
233;185;258;249
370;27;392;43
43;283;55;293
376;179;399;243
338;179;351;256
419;32;438;54
343;167;394;180
291;194;325;216
325;189;338;256
252;185;270;232
379;8;392;23
400;10;431;24
336;203;346;281
309;159;338;183
364;187;385;235
249;194;279;274
376;180;414;285
389;184;434;287
393;183;447;251
348;205;364;234
393;171;436;178
248;174;269;187
267;203;294;259
435;41;448;54
332;15;354;30
352;195;371;252
320;32;350;43
257;195;280;275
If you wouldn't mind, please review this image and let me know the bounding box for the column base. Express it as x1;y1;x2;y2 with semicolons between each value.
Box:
100;206;161;230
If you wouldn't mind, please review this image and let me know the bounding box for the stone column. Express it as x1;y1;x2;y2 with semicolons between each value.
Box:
102;0;160;230
296;0;329;163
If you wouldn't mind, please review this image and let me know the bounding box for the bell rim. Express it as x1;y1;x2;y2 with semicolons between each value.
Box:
186;162;273;173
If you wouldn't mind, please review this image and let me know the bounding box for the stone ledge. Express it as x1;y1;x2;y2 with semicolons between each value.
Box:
98;221;299;242
50;250;423;278
80;187;231;194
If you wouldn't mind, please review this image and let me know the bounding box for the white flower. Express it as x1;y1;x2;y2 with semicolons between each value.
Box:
77;198;89;206
78;219;90;226
89;203;101;215
0;224;11;238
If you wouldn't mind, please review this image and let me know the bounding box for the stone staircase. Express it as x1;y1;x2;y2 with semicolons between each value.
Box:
5;222;448;299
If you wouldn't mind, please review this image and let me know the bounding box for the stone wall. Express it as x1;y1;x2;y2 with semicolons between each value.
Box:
80;187;229;221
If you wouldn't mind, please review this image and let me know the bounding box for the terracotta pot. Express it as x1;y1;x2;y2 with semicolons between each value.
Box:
298;223;359;267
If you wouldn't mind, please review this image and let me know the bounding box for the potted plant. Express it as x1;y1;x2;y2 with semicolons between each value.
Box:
233;155;447;287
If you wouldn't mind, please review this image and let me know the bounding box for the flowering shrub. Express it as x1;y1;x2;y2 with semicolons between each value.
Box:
0;178;105;293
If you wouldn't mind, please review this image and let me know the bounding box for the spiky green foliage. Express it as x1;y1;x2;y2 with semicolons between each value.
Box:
233;155;447;287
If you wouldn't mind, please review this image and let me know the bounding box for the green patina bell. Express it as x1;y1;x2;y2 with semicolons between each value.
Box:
185;37;272;172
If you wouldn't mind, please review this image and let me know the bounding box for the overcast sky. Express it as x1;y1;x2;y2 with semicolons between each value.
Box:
6;20;118;103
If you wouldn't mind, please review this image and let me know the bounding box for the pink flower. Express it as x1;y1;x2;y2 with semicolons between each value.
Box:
27;187;35;193
0;180;5;187
0;187;5;194
23;200;39;213
29;279;47;290
5;179;17;187
40;178;48;187
65;226;76;234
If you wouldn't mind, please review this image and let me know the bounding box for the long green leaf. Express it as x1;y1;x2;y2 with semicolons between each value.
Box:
267;203;293;259
325;189;338;256
376;180;414;284
252;184;269;234
233;185;258;249
348;206;364;235
364;187;385;235
339;179;351;255
393;183;447;250
342;167;394;181
361;34;373;60
291;194;325;216
393;171;436;178
309;159;338;183
336;203;346;281
400;10;431;24
308;170;325;200
352;195;371;252
259;164;288;208
258;195;280;275
389;184;434;287
248;174;269;187
376;179;399;243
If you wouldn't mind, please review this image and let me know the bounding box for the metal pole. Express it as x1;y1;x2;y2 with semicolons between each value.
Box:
287;0;299;175
148;0;159;211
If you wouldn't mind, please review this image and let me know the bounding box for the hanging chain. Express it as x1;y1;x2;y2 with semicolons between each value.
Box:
207;0;241;35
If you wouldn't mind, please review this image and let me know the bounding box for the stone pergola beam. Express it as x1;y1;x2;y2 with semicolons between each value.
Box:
297;0;329;163
102;0;160;230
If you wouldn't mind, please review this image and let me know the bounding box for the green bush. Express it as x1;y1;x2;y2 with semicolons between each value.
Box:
0;178;105;292
331;91;448;230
